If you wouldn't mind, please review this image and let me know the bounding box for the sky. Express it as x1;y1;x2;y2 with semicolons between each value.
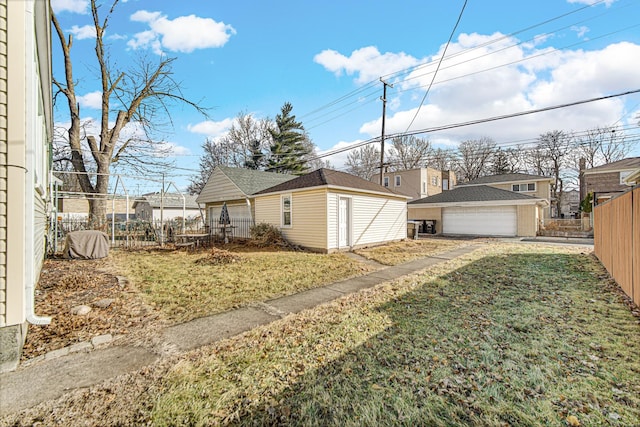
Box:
50;0;640;193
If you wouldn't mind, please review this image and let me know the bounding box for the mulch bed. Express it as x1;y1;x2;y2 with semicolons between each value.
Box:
21;256;161;361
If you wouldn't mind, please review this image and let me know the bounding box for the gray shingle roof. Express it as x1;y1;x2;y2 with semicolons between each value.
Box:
219;166;295;195
254;168;404;196
138;193;200;209
457;173;552;186
583;157;640;173
408;185;539;205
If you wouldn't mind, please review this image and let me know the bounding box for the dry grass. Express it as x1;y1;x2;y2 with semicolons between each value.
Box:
354;237;471;265
146;244;640;426
113;246;375;324
6;242;639;426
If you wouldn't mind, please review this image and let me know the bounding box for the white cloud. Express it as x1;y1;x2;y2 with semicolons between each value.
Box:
51;0;88;14
68;24;96;40
77;91;102;110
314;46;420;84
155;141;191;158
187;118;234;137
107;33;128;41
342;34;640;149
128;10;236;55
571;25;590;38
567;0;616;6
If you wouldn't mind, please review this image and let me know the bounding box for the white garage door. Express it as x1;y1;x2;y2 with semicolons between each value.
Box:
443;206;517;236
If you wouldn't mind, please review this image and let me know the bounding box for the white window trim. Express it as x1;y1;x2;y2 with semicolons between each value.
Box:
383;176;389;187
512;182;536;192
281;194;292;228
395;175;401;187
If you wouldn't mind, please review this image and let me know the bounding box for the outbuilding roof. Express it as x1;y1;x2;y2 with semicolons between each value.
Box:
254;168;405;197
409;185;541;205
134;193;200;209
219;166;296;195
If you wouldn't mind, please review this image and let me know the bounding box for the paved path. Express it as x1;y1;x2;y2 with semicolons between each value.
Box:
0;244;479;415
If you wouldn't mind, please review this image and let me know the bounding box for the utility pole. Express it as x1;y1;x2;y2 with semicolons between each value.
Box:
379;78;393;185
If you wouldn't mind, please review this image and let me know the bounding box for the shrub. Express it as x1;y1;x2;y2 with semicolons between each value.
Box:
250;223;296;249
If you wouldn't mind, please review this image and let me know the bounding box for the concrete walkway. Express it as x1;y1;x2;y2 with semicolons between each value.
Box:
0;244;479;415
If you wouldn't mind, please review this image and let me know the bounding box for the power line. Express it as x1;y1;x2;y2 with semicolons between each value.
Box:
404;0;468;133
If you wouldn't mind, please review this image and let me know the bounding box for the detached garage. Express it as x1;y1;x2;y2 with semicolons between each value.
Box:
253;169;410;252
408;185;547;237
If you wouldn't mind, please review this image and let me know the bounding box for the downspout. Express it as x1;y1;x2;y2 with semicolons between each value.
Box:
27;181;51;325
245;198;254;224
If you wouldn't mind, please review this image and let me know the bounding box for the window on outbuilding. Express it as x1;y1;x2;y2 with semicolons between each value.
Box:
383;177;389;187
395;176;401;186
282;194;292;227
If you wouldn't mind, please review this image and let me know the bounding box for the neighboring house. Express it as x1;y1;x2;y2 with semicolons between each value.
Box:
371;167;456;201
559;189;580;218
580;157;640;206
196;166;296;235
1;0;54;372
56;196;136;221
456;173;554;218
133;193;201;222
253;168;410;252
622;167;640;186
408;185;548;237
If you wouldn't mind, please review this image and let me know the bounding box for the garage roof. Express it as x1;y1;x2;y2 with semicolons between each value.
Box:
255;168;407;198
457;173;552;186
409;185;541;205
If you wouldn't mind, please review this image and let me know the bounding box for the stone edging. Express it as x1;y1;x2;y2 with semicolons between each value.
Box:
21;334;116;368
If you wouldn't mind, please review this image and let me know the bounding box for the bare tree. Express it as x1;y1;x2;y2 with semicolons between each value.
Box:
575;126;629;169
187;138;237;195
535;130;573;217
426;147;456;171
455;137;497;182
52;0;207;224
388;135;432;171
345;144;381;180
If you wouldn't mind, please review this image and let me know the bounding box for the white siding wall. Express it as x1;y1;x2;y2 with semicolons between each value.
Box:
350;193;407;248
327;193;338;249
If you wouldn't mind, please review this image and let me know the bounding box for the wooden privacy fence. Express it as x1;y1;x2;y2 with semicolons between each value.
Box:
593;186;639;306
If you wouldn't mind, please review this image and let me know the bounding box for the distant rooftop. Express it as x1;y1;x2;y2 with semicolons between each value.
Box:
457;173;553;186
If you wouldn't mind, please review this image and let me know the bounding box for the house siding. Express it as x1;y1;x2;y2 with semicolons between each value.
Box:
281;189;327;251
584;171;631;200
1;0;52;372
196;169;244;203
516;205;538;237
376;168;452;201
254;196;277;232
350;193;406;249
0;0;7;327
484;180;551;218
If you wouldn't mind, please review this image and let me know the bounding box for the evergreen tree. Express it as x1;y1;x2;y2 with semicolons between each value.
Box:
244;139;265;170
266;102;311;174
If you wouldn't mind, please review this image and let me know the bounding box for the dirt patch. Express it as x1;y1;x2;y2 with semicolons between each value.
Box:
22;256;164;361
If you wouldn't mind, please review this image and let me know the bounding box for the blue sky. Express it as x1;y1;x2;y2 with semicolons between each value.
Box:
51;0;640;192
